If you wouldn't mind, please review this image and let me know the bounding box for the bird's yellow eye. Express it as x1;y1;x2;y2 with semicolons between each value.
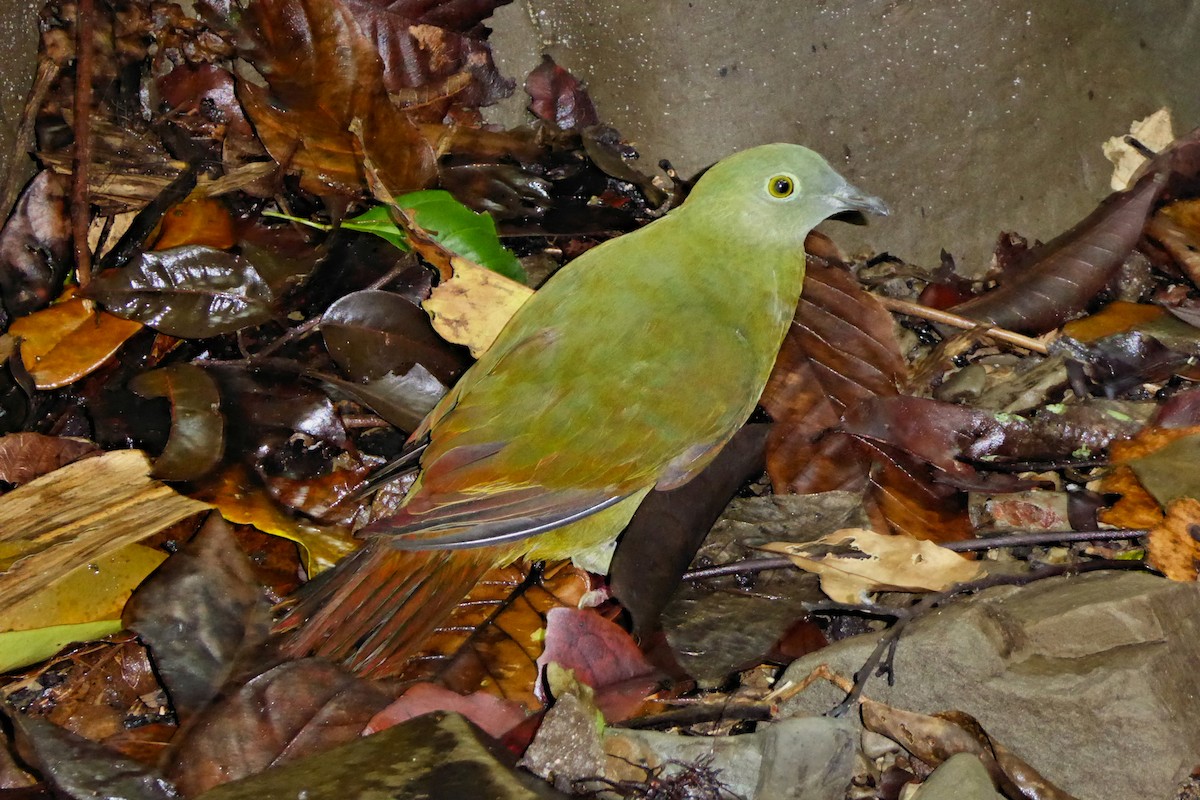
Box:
767;174;795;198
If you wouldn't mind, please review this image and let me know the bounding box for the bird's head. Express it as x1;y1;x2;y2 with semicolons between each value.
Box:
683;143;887;245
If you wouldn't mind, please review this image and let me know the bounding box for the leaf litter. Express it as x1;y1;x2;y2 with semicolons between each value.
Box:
0;1;1198;797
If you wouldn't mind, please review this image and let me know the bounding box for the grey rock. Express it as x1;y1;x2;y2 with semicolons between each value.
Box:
605;716;857;800
778;571;1200;800
912;754;1004;800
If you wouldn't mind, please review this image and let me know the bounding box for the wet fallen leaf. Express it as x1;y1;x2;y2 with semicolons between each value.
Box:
152;197;237;250
165;660;391;796
537;608;663;723
8;293;143;389
123;514;273;721
762;528;984;604
366;682;527;739
951;169;1167;334
85;246;276;338
189;465;358;577
400;561;594;709
1060;301;1165;342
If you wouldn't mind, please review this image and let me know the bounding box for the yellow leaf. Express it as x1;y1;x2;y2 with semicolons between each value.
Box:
9;292;143;389
0;450;210;608
1061;301;1164;343
190;465;358;576
423;257;533;357
0;543;166;670
761;528;984;604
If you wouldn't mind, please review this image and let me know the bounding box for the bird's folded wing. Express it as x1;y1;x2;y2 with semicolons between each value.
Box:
360;484;633;550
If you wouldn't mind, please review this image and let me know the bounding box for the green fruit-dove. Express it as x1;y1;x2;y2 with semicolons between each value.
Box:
279;143;886;676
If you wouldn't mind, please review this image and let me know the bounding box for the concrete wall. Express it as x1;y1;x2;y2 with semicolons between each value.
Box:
488;0;1200;270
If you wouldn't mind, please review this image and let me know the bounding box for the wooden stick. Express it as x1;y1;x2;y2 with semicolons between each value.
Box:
877;296;1050;355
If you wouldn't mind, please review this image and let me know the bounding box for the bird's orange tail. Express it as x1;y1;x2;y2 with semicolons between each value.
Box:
276;542;492;678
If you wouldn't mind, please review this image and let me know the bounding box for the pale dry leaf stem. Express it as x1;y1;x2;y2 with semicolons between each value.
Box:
877;296;1050;354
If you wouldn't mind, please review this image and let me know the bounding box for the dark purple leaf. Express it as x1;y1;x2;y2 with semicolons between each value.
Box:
322;288;470;384
319;363;448;432
951;170;1167;334
0;171;71;317
610;424;770;637
525;55;600;131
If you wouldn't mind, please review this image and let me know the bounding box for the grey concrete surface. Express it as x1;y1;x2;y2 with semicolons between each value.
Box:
487;0;1200;271
0;0;42;203
0;1;1196;274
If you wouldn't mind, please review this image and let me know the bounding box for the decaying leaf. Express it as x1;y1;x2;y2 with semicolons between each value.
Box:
0;450;210;608
1147;498;1200;581
950;169;1167;334
422;257;533;356
1103;107;1175;190
761;528;984;603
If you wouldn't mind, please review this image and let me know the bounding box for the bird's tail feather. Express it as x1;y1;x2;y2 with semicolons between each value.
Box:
276;542;492;678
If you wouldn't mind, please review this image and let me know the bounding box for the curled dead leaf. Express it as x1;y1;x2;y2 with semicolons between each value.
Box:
760;528;984;604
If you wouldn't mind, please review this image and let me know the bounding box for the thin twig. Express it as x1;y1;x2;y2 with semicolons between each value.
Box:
681;529;1148;583
942;528;1148;552
877;296;1050;354
70;0;95;286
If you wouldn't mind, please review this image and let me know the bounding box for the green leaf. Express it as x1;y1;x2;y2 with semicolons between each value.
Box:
396;190;526;283
340;205;410;250
266;191;526;282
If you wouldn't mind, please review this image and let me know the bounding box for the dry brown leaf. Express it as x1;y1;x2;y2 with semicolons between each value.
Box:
8;292;143;389
0;450;210;609
1103;107;1174;190
1147;497;1200;581
761;527;984;604
422;256;532;356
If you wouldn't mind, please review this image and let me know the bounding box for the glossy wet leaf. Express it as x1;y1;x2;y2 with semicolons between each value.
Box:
130;364;225;481
321;288;469;383
190;464;358;577
85;245;276;337
9;294;143;389
0;544;166;671
397;190;525;282
525;55;600;131
320;364;448;432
